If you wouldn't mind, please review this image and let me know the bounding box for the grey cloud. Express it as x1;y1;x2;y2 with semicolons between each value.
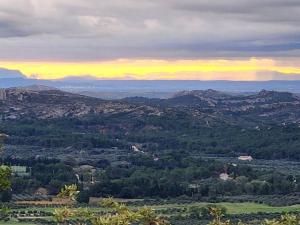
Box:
0;0;300;60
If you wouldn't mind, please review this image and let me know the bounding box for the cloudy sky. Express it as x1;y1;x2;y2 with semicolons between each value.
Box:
0;0;300;80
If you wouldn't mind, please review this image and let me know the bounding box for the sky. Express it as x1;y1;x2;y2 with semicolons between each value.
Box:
1;0;300;80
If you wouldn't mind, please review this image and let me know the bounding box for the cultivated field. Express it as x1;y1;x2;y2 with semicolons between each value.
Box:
3;201;300;225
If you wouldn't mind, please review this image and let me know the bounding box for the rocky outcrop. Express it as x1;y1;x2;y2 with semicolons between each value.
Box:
0;89;6;101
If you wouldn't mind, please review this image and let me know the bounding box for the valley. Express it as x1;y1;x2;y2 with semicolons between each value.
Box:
1;87;300;224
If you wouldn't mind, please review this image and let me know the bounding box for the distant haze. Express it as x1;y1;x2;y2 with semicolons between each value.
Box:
1;72;300;99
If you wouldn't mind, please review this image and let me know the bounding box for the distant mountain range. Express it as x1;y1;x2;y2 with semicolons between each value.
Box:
0;68;26;79
1;68;300;99
1;86;300;125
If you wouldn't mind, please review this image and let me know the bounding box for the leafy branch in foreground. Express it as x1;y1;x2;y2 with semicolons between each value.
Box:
207;207;231;225
57;184;80;201
0;166;11;191
0;134;11;222
207;206;299;225
54;184;169;225
55;185;300;225
262;214;299;225
0;134;11;191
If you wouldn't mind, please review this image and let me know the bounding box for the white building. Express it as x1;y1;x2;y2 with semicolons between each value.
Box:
219;173;230;181
238;156;253;161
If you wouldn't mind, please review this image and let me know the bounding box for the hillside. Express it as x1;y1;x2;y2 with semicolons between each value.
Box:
0;87;162;120
124;89;300;124
1;88;300;160
1;87;300;124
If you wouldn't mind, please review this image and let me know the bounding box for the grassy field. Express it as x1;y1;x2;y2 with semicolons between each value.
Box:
0;221;36;225
149;202;300;214
210;202;300;214
14;202;300;215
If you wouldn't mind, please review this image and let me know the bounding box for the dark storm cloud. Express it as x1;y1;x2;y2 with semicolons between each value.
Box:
0;0;300;60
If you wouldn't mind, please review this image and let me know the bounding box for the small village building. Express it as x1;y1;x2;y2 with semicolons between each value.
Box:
219;173;230;181
238;156;253;161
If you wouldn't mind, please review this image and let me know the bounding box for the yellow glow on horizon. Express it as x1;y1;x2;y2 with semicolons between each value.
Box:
1;58;300;80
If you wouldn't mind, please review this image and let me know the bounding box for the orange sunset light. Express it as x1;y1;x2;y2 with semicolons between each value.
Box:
1;58;300;80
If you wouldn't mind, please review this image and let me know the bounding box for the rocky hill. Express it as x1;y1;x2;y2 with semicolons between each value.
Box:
124;89;300;124
0;87;162;120
1;87;300;124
